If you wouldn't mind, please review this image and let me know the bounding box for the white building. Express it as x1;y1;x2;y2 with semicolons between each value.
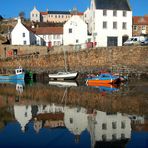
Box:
84;0;132;47
63;15;88;45
11;18;44;46
30;6;41;22
14;105;32;132
35;27;63;47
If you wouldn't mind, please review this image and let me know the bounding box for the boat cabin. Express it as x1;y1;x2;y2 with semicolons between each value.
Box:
15;67;23;75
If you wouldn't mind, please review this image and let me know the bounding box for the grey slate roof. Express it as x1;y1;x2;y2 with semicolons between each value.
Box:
48;11;70;15
94;0;131;11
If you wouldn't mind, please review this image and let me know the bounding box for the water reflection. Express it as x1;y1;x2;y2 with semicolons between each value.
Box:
0;80;148;148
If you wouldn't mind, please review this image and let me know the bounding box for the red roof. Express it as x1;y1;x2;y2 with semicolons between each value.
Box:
40;11;48;15
133;16;148;25
34;27;63;35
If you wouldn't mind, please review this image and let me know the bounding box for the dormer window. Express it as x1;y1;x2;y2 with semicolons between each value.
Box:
103;10;107;16
123;11;127;17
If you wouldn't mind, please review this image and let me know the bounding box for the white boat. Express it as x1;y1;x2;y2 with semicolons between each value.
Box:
49;80;78;87
48;72;78;80
48;48;78;80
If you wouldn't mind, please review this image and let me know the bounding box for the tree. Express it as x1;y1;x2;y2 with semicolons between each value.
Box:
19;11;25;20
0;15;3;21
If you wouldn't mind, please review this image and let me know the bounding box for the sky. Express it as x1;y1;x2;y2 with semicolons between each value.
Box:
0;0;148;18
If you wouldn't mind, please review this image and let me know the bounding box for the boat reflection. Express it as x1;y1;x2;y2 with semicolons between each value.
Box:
49;80;78;87
86;82;119;93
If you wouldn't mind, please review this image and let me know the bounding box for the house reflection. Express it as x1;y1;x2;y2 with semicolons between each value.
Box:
13;104;132;147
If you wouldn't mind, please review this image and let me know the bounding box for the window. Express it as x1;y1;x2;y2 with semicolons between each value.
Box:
122;22;127;29
36;14;38;17
102;123;107;130
70;118;73;124
102;135;107;141
76;39;79;43
133;25;138;31
112;134;117;141
113;10;117;16
112;122;117;129
22;33;25;37
23;41;26;45
123;11;127;17
113;22;117;29
103;10;107;16
121;122;126;129
32;14;34;17
69;28;72;33
142;25;146;30
103;21;107;29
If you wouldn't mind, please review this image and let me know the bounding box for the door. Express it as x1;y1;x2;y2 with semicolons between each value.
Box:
107;37;118;46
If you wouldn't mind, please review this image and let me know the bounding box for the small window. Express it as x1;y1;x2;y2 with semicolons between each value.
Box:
113;22;117;29
121;134;125;139
23;41;26;45
70;118;73;124
76;39;79;43
133;25;138;31
112;134;117;141
103;21;107;29
103;10;107;16
122;22;127;29
102;123;107;130
69;28;72;33
123;11;127;17
121;122;126;129
113;10;117;16
32;14;34;17
142;25;146;30
22;33;25;37
112;122;117;129
102;135;107;141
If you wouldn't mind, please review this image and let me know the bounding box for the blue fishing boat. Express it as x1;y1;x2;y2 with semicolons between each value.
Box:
86;73;120;85
0;67;25;80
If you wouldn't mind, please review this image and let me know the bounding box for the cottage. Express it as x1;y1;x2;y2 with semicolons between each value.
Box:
11;18;44;46
84;0;132;47
35;27;63;47
63;15;88;45
133;15;148;36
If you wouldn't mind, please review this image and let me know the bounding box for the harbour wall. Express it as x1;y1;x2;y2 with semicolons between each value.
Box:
0;44;148;75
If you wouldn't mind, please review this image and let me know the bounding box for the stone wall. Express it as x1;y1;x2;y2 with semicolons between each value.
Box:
0;44;148;74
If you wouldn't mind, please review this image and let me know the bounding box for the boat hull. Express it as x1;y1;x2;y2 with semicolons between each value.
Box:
49;72;78;80
86;79;117;85
0;73;25;80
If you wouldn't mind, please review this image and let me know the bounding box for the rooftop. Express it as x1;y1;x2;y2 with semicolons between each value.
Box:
94;0;131;11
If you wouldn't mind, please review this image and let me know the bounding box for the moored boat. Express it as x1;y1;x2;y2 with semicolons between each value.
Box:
86;73;120;85
0;67;25;80
48;72;78;80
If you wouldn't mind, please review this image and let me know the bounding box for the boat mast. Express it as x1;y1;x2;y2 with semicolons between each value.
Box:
63;48;68;72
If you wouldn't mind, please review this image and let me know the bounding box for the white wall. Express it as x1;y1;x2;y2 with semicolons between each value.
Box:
93;10;132;47
38;34;63;46
63;15;88;45
30;7;40;22
11;19;31;45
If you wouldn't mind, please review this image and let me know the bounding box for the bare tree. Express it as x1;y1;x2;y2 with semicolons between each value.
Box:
19;11;25;20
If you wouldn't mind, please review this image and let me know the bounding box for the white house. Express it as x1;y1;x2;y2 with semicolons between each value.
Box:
35;27;63;47
11;18;44;46
63;15;88;45
30;6;41;22
84;0;132;47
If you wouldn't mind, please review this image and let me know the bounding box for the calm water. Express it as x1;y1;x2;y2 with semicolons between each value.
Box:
0;78;148;148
